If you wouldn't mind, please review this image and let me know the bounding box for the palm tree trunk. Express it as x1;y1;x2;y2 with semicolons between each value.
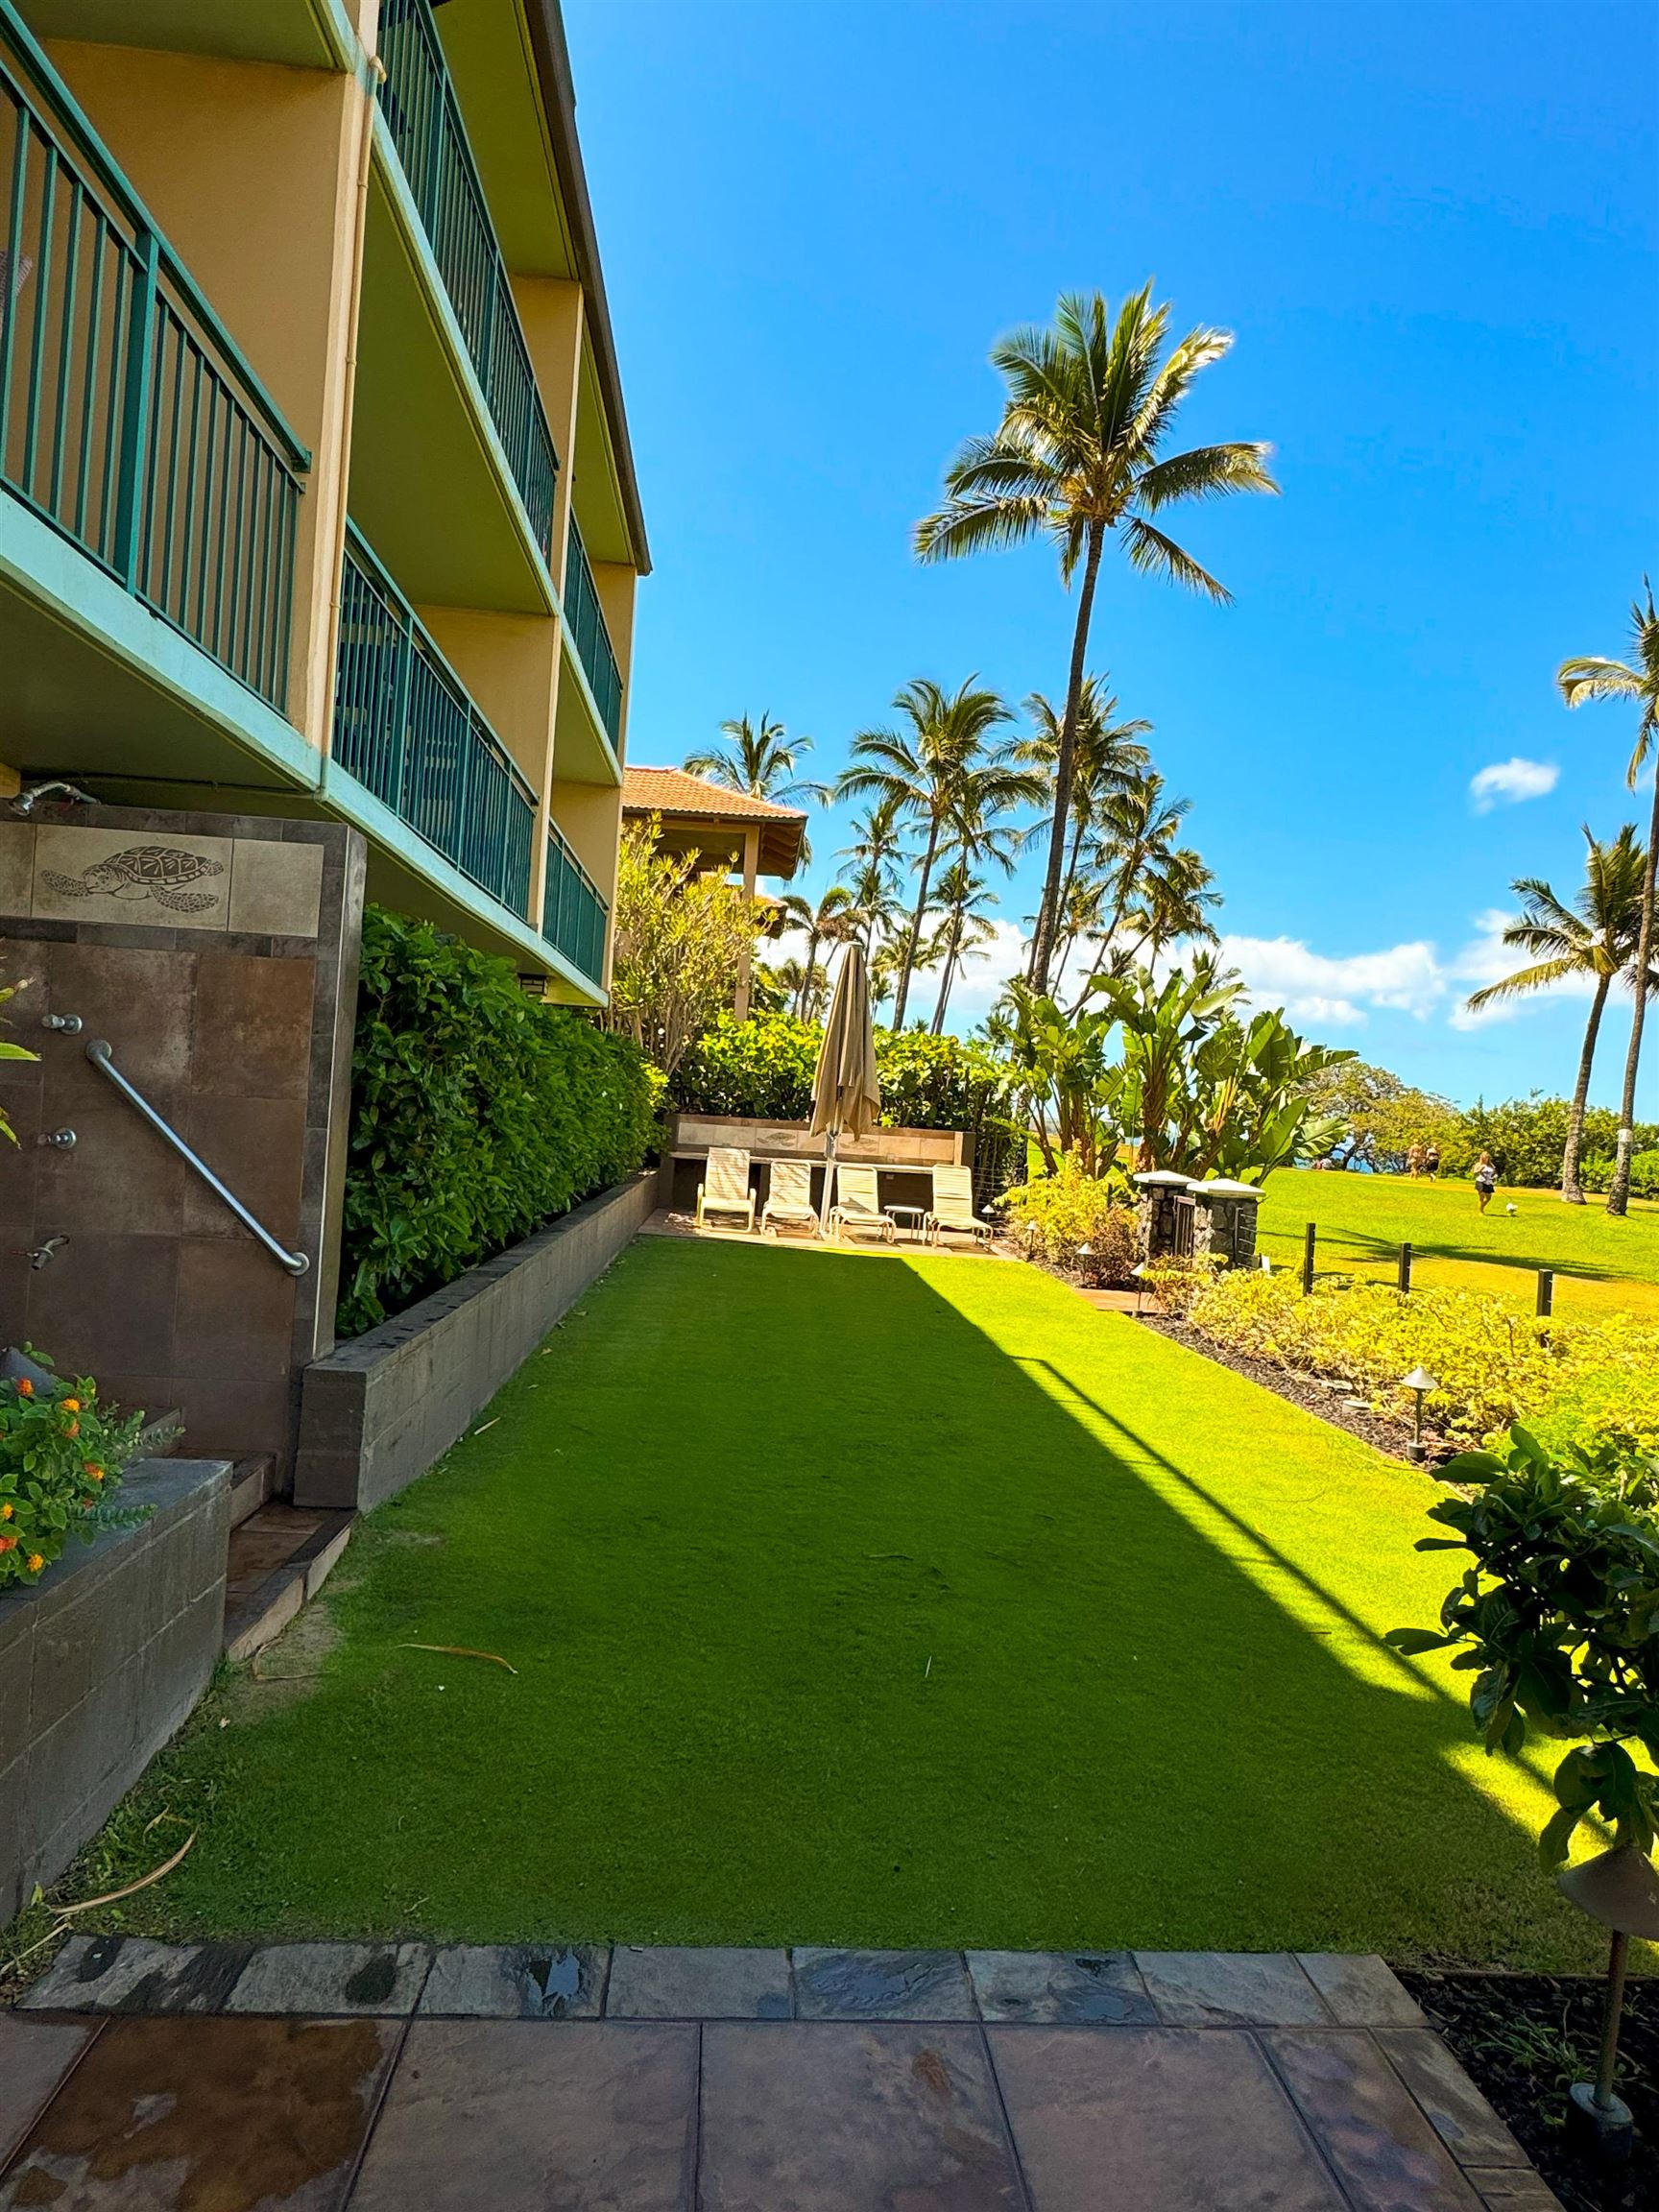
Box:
1029;526;1105;995
931;911;963;1033
1560;974;1611;1203
796;928;820;1020
1608;791;1659;1216
892;817;939;1031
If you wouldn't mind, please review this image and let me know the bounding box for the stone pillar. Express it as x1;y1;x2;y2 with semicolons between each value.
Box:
1132;1170;1195;1262
1189;1180;1263;1271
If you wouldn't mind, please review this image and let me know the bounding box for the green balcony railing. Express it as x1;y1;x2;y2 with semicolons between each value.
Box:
542;824;607;986
335;520;535;917
376;0;558;560
564;513;623;754
0;2;307;712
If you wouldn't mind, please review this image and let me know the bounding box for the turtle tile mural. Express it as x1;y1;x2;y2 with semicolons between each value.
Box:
30;829;234;929
41;843;228;916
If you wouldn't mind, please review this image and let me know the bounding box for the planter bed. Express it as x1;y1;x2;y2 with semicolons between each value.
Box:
0;1457;230;1926
293;1171;658;1514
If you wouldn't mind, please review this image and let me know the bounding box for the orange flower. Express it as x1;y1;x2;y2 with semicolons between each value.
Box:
0;1535;15;1552
85;1467;105;1483
16;1378;33;1396
26;1551;43;1573
63;1420;79;1438
61;1397;80;1412
0;1502;12;1518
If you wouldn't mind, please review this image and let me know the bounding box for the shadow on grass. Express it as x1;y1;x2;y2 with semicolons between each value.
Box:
95;1237;1601;1964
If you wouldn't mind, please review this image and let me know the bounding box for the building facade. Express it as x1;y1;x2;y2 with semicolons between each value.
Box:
0;0;646;999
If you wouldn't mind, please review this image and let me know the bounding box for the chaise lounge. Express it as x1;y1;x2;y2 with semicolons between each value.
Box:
695;1145;757;1233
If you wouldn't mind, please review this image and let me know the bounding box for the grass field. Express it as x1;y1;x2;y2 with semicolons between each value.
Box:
65;1236;1628;1971
1257;1170;1659;1319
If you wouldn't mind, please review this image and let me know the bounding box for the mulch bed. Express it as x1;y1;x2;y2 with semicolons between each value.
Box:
1398;1969;1658;2212
1138;1311;1458;1470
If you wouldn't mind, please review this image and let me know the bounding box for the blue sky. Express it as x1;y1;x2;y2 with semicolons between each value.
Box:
565;0;1658;1107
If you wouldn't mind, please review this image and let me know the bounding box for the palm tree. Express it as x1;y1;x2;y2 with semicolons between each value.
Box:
836;678;1038;1029
835;797;909;950
1070;770;1194;996
1558;584;1659;1214
1117;843;1222;974
1015;677;1152;977
778;883;857;1019
1465;825;1649;1203
928;863;1000;1032
685;712;829;864
915;286;1276;992
772;956;829;1022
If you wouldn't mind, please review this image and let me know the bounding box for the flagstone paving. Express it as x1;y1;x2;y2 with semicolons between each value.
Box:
2;1941;1557;2207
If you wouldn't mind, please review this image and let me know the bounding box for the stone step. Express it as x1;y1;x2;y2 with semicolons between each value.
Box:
228;1454;279;1530
222;1503;354;1664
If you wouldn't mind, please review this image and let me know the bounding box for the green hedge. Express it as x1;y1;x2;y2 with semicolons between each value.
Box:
339;907;658;1337
671;1012;1015;1133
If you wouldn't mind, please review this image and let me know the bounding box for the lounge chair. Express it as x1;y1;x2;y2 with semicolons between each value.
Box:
925;1165;994;1246
828;1164;897;1243
760;1159;820;1238
695;1145;756;1233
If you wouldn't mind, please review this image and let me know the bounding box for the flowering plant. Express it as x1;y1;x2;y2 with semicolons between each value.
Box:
0;1359;146;1590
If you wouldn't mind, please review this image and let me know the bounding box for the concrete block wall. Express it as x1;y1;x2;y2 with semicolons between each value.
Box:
294;1171;657;1513
0;1456;230;1925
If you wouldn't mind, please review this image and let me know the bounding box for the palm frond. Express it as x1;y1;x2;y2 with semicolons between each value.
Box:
1121;516;1230;601
1135;440;1279;512
1465;956;1581;1010
915;493;1049;565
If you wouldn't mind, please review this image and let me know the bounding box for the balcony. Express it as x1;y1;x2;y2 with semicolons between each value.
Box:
564;512;623;756
542;823;607;986
0;2;307;714
334;521;535;918
376;0;557;561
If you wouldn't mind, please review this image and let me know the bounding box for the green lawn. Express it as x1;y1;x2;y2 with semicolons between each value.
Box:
1257;1169;1659;1317
78;1238;1628;1967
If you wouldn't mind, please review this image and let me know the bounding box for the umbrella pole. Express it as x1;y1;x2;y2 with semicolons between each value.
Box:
821;1130;837;1235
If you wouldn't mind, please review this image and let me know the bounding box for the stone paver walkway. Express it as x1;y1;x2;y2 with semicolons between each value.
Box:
3;1940;1560;2208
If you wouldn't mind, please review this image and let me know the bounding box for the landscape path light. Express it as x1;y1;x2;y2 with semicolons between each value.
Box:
1556;1843;1659;2162
1131;1262;1149;1317
1400;1365;1437;1463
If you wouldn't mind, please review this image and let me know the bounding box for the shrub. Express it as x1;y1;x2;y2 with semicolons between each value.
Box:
340;908;658;1335
1000;1152;1138;1285
1455;1096;1659;1188
0;1361;146;1591
1142;1255;1228;1314
1526;1367;1659;1468
1186;1268;1659;1445
1387;1427;1659;1867
671;1013;1017;1135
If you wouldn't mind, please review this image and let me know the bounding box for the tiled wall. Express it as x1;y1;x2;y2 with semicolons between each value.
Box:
0;806;365;1471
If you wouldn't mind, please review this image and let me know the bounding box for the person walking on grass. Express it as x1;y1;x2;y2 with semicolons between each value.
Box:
1473;1152;1499;1214
1424;1142;1440;1181
1407;1142;1425;1180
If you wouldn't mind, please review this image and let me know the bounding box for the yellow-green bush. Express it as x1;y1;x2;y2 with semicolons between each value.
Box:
1187;1269;1659;1445
1000;1151;1139;1286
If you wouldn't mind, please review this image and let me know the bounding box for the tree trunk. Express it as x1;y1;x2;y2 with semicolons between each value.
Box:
930;913;963;1033
891;817;939;1031
1560;973;1611;1203
1029;527;1105;995
1607;787;1659;1216
796;928;820;1020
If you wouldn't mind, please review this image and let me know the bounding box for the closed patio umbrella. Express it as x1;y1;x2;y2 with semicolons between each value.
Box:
811;941;880;1229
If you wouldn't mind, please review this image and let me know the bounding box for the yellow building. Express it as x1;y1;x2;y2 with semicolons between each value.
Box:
0;0;645;1001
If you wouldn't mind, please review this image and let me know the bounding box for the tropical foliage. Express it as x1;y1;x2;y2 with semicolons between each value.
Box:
0;983;37;1147
605;819;770;1078
670;1011;1016;1136
998;1149;1138;1285
341;908;657;1334
915;284;1275;989
995;963;1351;1182
1465;824;1650;1202
1386;1428;1659;1868
1296;1060;1464;1174
1556;582;1659;1215
0;1359;146;1591
1187;1265;1659;1449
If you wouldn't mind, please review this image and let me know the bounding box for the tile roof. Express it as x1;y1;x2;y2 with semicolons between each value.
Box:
621;767;807;823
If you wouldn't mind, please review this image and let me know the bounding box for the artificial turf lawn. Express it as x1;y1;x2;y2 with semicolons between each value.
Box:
1257;1169;1659;1319
93;1238;1629;1966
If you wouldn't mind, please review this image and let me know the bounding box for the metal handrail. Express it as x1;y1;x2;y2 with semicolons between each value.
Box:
85;1038;309;1276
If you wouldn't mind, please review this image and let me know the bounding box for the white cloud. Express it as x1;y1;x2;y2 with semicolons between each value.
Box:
1445;907;1594;1028
1220;934;1445;1025
1469;757;1558;812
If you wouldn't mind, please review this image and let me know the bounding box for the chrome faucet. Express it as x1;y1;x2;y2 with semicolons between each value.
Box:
17;1236;67;1270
